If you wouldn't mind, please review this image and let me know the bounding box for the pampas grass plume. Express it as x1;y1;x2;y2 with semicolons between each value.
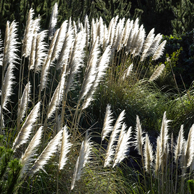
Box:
58;126;72;170
47;72;65;119
140;28;155;61
101;104;114;141
2;62;15;110
155;136;161;175
152;40;167;61
122;63;133;80
20;126;43;177
113;126;132;167
49;2;58;39
134;115;144;156
18;82;31;122
184;124;194;167
149;64;165;82
12;101;41;150
40;29;59;91
174;125;184;164
144;133;153;172
104;110;125;167
30;129;63;175
22;8;34;57
71;131;92;190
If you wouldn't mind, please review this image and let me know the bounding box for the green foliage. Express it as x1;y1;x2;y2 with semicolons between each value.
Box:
93;0;132;23
0;136;22;194
188;180;194;194
171;0;194;36
131;0;175;35
164;31;194;89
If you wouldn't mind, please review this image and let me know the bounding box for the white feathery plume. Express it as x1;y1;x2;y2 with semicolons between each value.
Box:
0;105;5;127
18;82;31;122
159;111;170;168
159;111;170;153
98;17;104;46
3;21;19;68
40;57;51;91
113;18;125;50
93;45;111;84
49;2;58;40
71;155;80;190
20;126;43;178
79;38;99;101
174;125;184;164
144;133;154;172
12;101;41;150
40;29;59;91
69;29;86;73
133;26;146;57
47;72;66;119
51;20;68;62
184;124;194;167
32;17;41;34
144;33;162;58
134;115;145;156
113;125;131;167
109;16;119;47
126;18;139;54
121;19;131;46
0;106;4;127
27;18;41;69
140;28;155;61
2;63;15;110
124;20;134;48
29;33;37;70
152;40;167;61
22;8;34;57
63;30;86;96
71;132;92;190
102;24;108;50
81;45;111;110
91;19;97;46
111;24;119;50
34;30;48;72
107;18;114;44
84;15;90;47
149;64;165;82
104;110;125;167
155;136;161;175
56;27;74;70
83;130;92;167
122;63;133;80
58;126;72;170
8;21;20;64
115;123;127;159
73;21;78;35
30;129;63;175
0;30;3;66
80;82;96;110
129;26;141;55
101;104;114;141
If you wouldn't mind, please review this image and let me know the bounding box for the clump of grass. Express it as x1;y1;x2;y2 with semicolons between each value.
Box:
1;3;194;194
